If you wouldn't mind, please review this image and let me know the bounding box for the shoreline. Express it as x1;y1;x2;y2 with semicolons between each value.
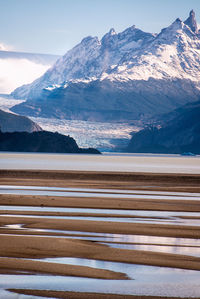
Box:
1;169;200;193
1;215;200;238
1;235;200;271
0;257;127;280
8;289;200;299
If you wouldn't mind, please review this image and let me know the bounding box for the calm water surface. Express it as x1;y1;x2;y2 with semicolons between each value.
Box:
2;214;200;226
1;267;200;297
1;152;200;173
1;185;200;197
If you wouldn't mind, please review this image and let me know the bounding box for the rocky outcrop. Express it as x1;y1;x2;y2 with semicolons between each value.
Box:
0;130;100;154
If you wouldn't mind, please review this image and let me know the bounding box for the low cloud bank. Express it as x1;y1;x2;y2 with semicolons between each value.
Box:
0;58;50;94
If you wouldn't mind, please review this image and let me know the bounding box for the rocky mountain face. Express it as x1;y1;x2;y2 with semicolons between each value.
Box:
0;109;42;133
126;99;200;154
0;130;100;154
11;11;200;122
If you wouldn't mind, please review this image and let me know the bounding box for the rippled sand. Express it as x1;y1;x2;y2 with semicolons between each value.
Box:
0;170;200;298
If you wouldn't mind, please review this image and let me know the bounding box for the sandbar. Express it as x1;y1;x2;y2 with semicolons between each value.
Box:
7;289;200;299
1;235;200;271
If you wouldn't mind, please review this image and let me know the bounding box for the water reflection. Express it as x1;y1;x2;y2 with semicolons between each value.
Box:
1;205;200;218
3;226;200;246
0;188;199;200
0;289;45;299
1;185;200;197
103;243;200;257
1;224;200;257
2;214;200;226
0;266;200;297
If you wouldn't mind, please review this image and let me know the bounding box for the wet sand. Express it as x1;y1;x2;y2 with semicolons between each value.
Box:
9;289;200;299
1;169;200;192
1;169;200;297
1;234;200;271
0;257;127;279
1;194;200;212
0;215;200;238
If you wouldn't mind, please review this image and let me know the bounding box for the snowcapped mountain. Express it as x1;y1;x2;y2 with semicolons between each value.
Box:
12;26;154;99
11;11;200;122
0;50;59;94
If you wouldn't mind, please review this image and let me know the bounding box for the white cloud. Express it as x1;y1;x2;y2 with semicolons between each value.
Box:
0;58;50;94
0;42;13;51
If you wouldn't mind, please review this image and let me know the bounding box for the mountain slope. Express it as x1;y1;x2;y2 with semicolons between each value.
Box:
11;11;200;122
11;78;199;121
126;100;200;154
12;26;154;100
0;109;42;133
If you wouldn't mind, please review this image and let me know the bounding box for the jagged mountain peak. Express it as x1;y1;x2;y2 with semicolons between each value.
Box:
108;28;117;36
118;24;153;40
101;28;117;46
101;25;152;45
11;10;200;117
80;35;100;45
184;9;198;33
175;17;182;23
155;14;198;44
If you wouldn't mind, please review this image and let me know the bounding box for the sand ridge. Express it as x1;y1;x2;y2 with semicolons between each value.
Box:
0;169;200;297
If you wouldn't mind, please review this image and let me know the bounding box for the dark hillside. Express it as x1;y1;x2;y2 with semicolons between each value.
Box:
0;130;100;154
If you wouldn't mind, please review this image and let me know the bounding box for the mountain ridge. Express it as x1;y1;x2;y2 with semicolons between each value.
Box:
126;99;200;154
11;10;200;122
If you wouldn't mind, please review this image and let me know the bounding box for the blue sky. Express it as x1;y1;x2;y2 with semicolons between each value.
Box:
0;0;200;55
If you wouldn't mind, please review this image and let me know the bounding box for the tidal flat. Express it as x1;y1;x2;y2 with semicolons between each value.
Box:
0;169;200;298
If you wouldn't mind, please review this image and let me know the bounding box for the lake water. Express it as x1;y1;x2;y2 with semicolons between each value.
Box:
0;152;200;173
1;188;199;200
1;185;200;196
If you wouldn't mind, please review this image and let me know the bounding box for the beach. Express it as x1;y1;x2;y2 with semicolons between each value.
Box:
0;169;200;298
